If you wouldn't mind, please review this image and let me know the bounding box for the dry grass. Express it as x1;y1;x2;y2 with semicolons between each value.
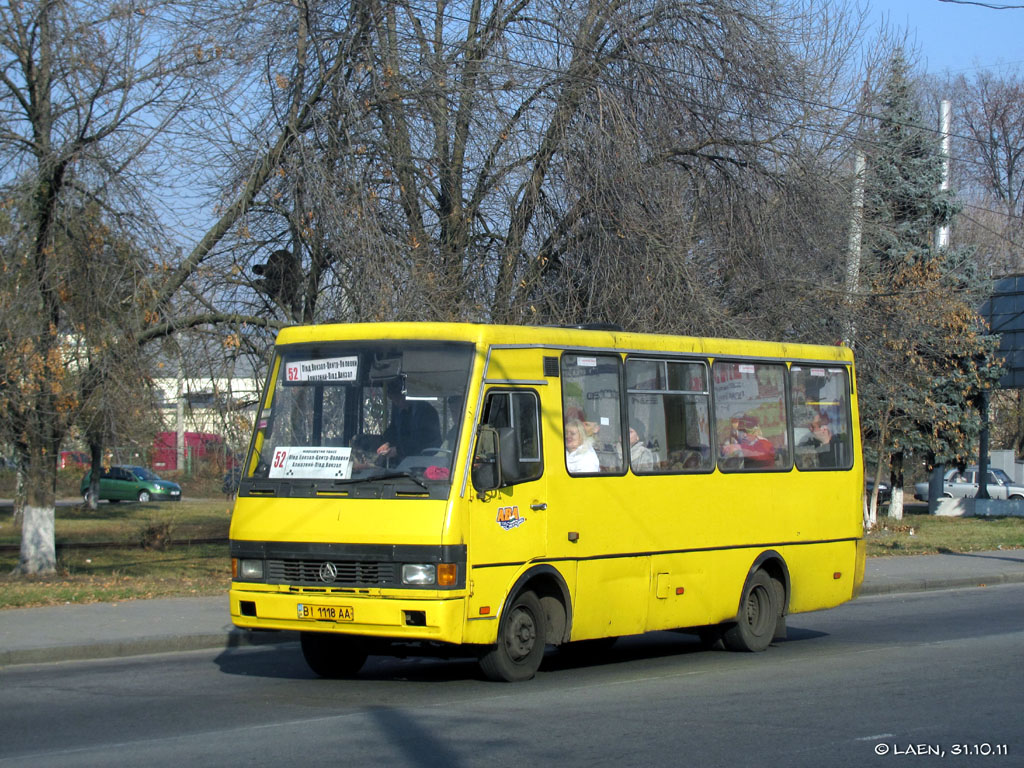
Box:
866;508;1024;556
1;499;232;609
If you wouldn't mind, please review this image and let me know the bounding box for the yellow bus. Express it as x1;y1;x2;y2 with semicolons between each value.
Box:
229;322;864;681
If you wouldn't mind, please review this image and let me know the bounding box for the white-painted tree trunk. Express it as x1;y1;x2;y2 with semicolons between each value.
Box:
888;486;905;521
17;504;56;573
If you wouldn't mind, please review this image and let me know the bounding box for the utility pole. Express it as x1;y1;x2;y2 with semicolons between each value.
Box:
936;99;952;251
844;149;866;348
177;370;185;473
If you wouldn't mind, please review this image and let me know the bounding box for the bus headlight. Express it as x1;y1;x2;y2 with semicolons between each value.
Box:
401;563;457;586
402;564;436;585
238;559;264;580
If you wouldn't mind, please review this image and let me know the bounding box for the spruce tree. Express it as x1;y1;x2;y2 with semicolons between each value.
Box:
857;50;1002;521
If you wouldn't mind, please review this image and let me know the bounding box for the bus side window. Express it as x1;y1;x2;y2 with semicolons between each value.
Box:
626;358;712;473
561;353;624;475
713;361;790;472
791;366;853;471
476;391;543;488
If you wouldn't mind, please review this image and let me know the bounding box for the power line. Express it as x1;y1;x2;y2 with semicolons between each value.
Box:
937;0;1024;8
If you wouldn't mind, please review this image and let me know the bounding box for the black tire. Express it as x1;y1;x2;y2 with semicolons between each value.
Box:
137;489;151;502
300;632;369;678
480;590;546;682
722;570;778;653
83;490;95;505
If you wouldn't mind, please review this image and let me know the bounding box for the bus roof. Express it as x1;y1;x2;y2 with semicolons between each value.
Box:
273;322;854;365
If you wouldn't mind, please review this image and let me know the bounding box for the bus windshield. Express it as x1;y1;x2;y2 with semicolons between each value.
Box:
247;341;474;494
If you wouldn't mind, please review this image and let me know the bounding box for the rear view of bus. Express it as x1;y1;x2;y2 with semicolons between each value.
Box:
229;325;476;678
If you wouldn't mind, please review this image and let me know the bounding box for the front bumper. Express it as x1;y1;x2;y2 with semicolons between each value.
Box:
229;585;468;645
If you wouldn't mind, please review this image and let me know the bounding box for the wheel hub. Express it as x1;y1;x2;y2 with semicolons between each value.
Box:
505;608;536;660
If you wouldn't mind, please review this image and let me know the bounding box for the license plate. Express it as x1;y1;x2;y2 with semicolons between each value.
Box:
297;603;354;622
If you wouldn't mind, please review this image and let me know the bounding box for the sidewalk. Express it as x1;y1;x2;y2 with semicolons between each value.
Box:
2;549;1024;668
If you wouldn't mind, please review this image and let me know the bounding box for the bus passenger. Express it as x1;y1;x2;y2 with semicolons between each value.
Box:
721;414;775;469
798;411;843;468
626;421;654;472
565;420;600;474
377;384;441;461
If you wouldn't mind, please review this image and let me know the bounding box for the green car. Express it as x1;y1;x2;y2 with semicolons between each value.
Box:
80;465;182;503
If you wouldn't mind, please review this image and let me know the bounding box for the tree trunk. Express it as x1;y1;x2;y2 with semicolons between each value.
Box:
13;462;26;524
867;418;891;530
888;450;905;521
16;450;58;574
866;469;879;530
87;441;103;510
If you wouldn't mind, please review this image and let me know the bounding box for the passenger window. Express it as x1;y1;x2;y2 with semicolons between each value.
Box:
626;358;712;473
561;354;624;475
791;366;853;471
476;391;542;487
714;362;790;472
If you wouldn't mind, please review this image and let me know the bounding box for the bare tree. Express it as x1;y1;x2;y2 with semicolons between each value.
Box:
952;68;1024;272
0;0;285;573
205;0;895;349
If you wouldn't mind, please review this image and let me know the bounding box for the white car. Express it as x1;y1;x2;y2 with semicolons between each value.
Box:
913;467;1024;502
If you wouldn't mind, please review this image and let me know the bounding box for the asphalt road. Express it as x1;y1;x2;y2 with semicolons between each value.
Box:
1;583;1021;768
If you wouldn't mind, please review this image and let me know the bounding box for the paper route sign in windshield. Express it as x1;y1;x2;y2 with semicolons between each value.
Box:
268;446;353;479
285;355;359;383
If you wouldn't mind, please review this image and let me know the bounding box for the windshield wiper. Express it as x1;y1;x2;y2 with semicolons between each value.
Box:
330;472;428;491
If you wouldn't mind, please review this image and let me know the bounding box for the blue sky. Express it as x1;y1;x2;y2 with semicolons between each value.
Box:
869;0;1024;75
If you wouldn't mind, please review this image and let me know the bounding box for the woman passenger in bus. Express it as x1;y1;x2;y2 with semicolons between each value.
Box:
565;419;600;474
720;414;775;469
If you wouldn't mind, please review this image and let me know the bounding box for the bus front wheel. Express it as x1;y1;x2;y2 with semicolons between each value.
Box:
480;590;546;682
300;631;368;678
723;570;779;653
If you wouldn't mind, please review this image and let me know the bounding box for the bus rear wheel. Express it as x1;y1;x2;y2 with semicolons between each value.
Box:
300;632;368;678
723;570;778;652
480;590;546;682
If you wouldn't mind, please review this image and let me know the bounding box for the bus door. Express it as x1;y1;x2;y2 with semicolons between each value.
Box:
470;387;549;577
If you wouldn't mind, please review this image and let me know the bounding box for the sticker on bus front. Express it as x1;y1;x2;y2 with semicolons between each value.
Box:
268;446;353;479
284;355;359;383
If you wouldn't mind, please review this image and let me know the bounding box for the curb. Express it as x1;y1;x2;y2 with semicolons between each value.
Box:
858;571;1024;597
0;628;298;668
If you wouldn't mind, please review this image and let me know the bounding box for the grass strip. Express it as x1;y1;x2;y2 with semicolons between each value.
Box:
2;500;1024;608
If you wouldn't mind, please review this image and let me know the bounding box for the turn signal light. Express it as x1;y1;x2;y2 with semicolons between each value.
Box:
438;563;457;586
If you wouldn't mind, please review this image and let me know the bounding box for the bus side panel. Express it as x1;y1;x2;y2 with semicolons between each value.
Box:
644;539;862;633
782;539;863;614
646;550;739;631
571;557;649;641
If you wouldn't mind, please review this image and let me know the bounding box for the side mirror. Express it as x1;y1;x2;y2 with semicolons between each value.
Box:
471;426;501;492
